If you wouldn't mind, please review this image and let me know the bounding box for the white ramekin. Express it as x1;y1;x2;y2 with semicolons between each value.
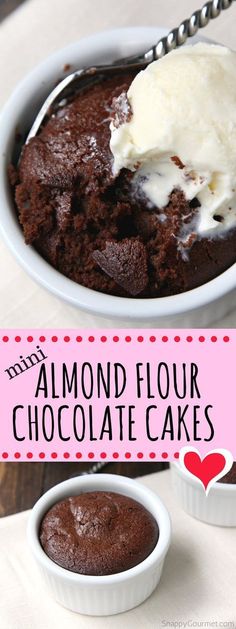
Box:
27;473;171;616
1;27;236;326
171;462;236;527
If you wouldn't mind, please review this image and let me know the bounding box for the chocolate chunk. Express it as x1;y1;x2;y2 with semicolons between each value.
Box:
171;155;185;169
111;91;132;128
93;238;148;296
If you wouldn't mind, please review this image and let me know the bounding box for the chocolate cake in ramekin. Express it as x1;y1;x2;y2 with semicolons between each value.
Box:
2;28;236;323
11;65;236;299
27;473;171;615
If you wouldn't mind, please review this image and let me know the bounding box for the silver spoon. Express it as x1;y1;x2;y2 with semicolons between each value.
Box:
78;461;109;475
26;0;234;143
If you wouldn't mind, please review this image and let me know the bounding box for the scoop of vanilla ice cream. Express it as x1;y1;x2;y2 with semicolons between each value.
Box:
110;43;236;235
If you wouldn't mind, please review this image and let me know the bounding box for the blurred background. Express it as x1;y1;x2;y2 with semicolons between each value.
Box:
0;461;168;516
0;0;26;22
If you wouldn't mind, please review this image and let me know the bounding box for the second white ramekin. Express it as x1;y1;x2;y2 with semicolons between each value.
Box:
27;473;171;616
171;462;236;527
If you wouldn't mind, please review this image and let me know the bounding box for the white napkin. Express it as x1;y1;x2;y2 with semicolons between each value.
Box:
0;0;236;328
0;470;235;629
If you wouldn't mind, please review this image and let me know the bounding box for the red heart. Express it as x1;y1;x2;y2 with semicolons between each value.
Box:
183;451;226;491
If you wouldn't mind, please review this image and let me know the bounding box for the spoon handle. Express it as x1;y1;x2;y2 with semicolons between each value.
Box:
79;461;109;475
143;0;234;62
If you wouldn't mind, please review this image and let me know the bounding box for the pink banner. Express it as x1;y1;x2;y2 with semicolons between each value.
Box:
0;330;234;462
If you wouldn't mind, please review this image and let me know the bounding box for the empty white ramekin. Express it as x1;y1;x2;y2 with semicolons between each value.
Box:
171;462;236;527
27;473;171;616
0;27;236;326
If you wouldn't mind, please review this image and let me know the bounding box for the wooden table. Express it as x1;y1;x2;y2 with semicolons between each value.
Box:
0;461;168;517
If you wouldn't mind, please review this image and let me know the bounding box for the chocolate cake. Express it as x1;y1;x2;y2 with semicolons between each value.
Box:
39;491;159;575
10;72;236;297
218;462;236;484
